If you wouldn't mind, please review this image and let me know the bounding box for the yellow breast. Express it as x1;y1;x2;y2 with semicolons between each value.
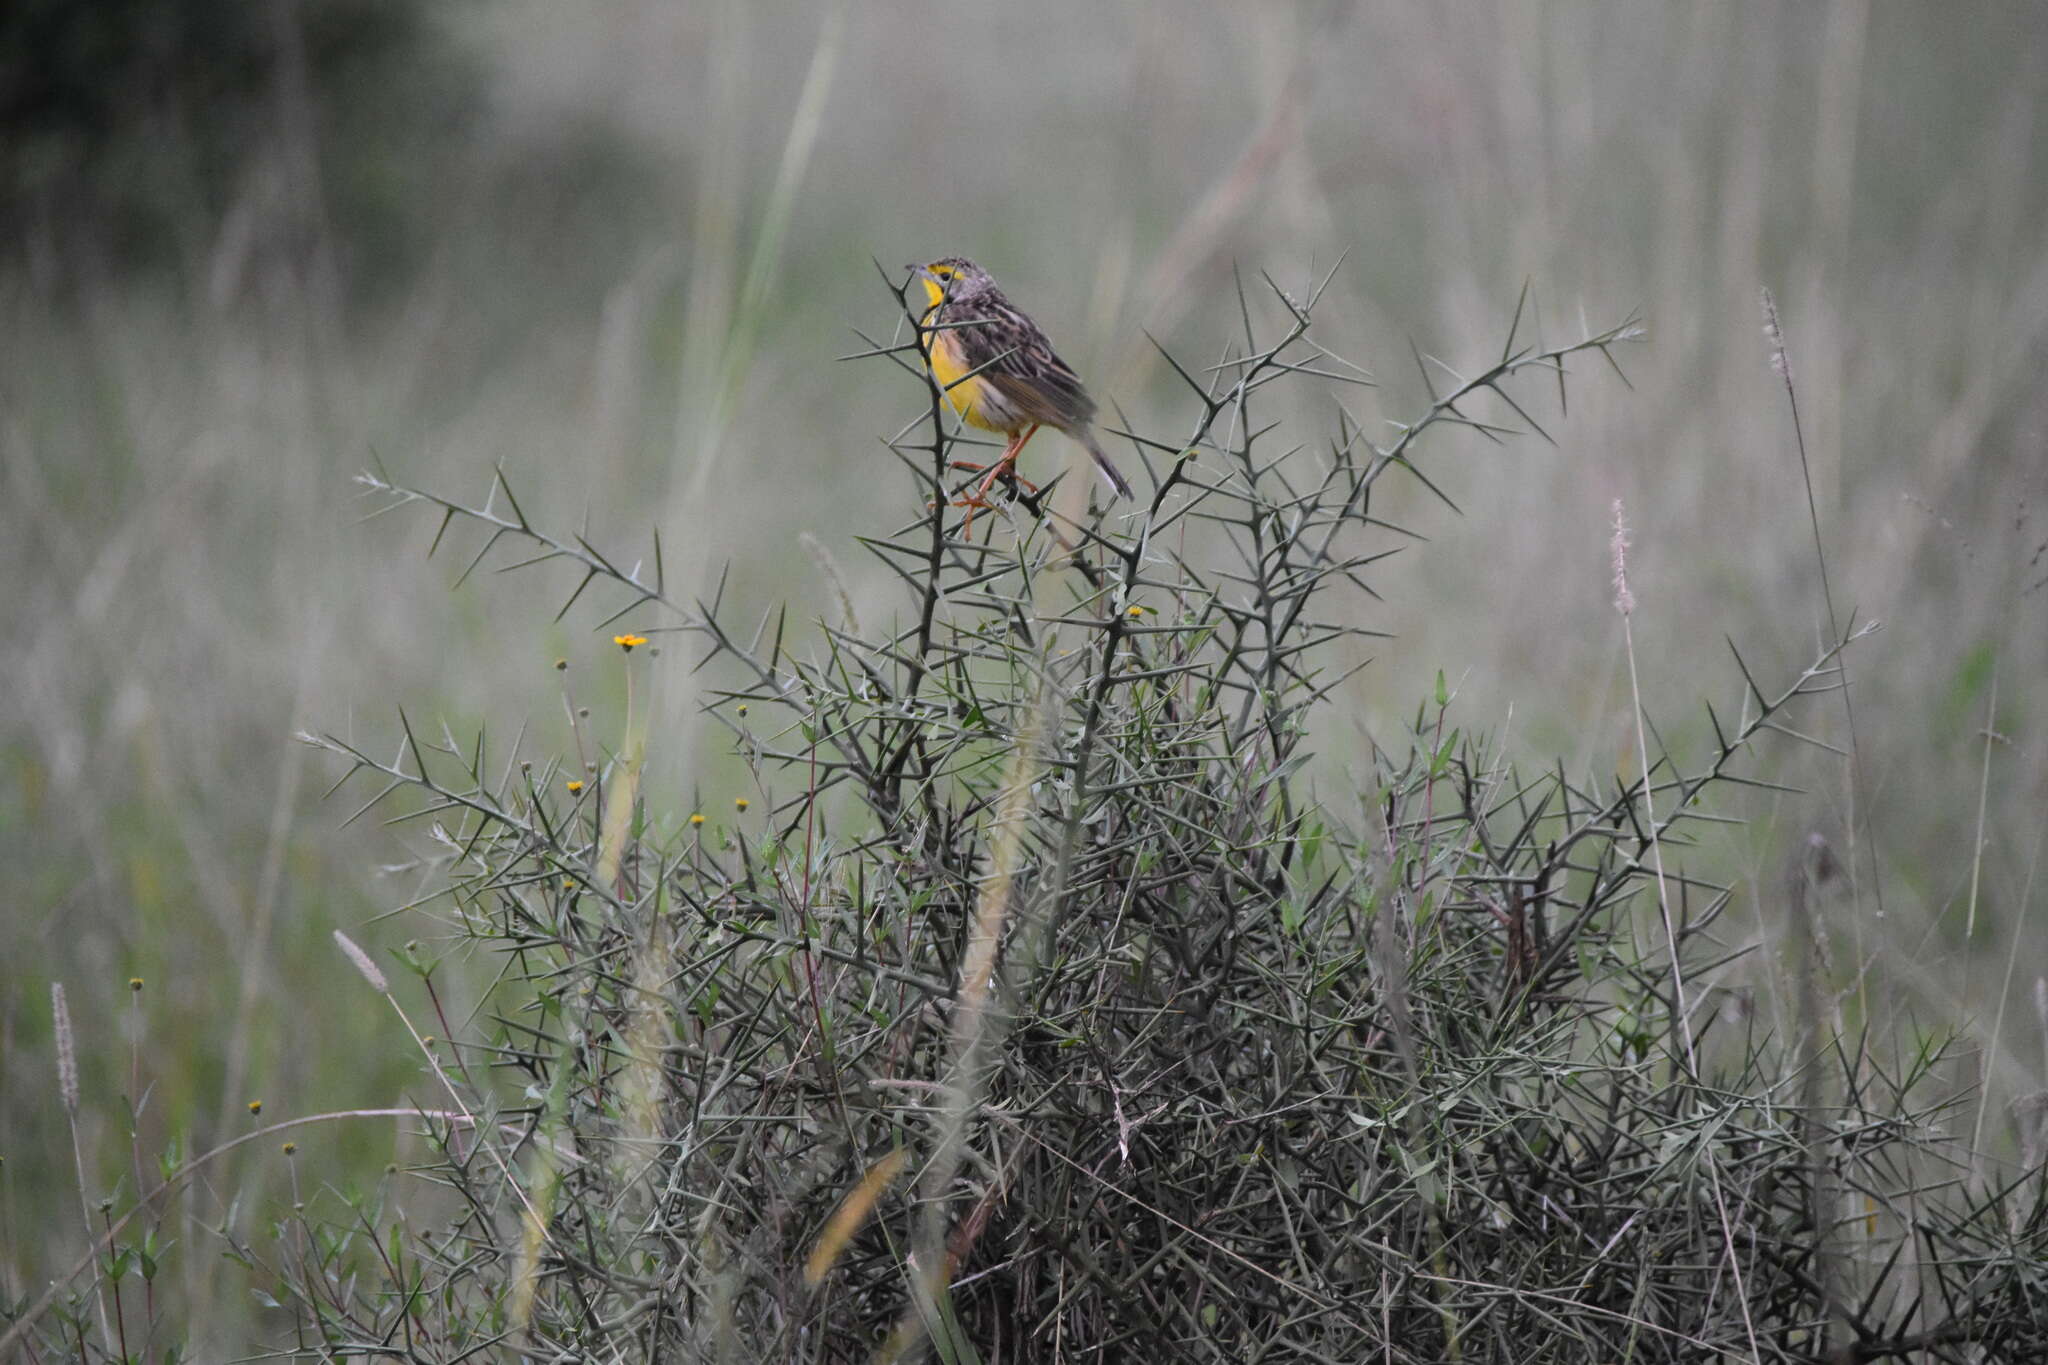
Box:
927;329;1006;432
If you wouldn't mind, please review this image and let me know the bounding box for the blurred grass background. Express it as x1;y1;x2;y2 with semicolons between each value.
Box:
4;0;2046;1345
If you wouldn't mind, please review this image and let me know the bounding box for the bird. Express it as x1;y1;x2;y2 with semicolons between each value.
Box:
910;257;1132;535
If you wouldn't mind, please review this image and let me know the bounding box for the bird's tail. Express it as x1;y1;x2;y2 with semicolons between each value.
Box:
1076;426;1134;500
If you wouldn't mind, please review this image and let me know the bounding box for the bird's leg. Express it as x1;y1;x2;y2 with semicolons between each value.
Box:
974;425;1040;499
952;426;1041;540
951;426;1042;490
946;458;1041;493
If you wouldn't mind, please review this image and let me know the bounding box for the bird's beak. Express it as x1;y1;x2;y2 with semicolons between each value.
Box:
906;263;927;279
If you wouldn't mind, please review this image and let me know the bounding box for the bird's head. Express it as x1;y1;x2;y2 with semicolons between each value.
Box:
911;257;991;309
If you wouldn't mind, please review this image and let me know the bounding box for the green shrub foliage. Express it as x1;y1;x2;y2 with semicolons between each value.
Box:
19;272;2039;1363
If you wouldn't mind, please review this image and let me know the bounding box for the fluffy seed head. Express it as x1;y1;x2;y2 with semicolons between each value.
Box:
335;930;390;994
1760;287;1790;382
52;983;79;1114
1610;500;1635;618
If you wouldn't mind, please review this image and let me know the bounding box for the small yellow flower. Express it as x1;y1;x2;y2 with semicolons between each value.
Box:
566;779;585;794
562;878;574;891
690;813;705;827
248;1100;263;1116
554;658;568;671
736;704;748;717
128;977;144;992
282;1142;297;1156
734;797;749;812
614;634;647;651
1126;605;1144;618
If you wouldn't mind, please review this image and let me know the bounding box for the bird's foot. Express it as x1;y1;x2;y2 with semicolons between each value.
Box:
950;458;1038;494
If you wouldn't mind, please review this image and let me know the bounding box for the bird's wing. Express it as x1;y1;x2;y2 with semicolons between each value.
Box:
950;298;1097;431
